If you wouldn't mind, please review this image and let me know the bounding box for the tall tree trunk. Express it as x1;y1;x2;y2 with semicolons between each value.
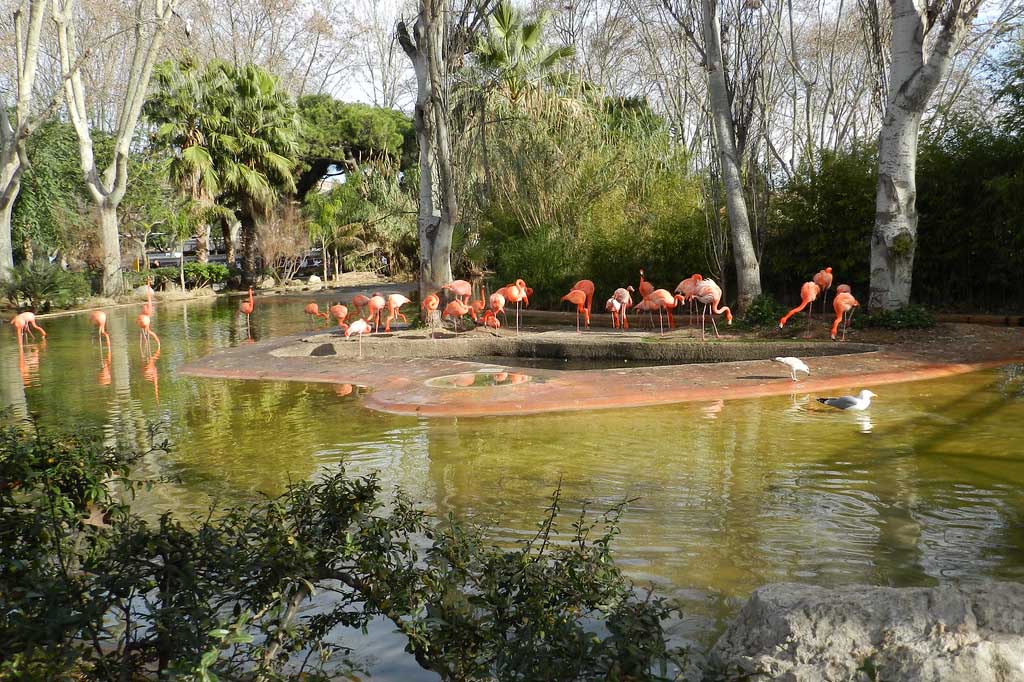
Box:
398;1;457;300
240;211;258;286
868;0;980;310
194;222;209;263
222;216;236;266
0;175;16;279
701;0;761;311
869;110;919;309
98;202;122;296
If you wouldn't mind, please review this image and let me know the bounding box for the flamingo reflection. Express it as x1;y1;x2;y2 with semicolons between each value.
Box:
143;350;160;404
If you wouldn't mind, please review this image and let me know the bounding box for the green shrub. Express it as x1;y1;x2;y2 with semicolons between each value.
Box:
183;262;230;288
740;294;787;328
2;260;90;311
0;421;685;681
859;304;936;329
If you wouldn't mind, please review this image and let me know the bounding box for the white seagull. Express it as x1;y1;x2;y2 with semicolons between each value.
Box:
817;390;877;411
773;356;810;381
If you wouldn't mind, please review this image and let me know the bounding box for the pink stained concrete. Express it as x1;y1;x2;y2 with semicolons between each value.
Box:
180;324;1024;418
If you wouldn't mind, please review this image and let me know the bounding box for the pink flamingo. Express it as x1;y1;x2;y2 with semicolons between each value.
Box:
238;288;255;335
351;293;372;319
482;309;501;330
329;303;349;331
384;294;411;332
570;279;595;317
11;312;46;348
89;310;111;352
141;277;155;316
345;318;371;358
135;313;160;355
836;283;851;295
633;298;659;330
779;281;821;329
606;298;622;329
488;291;506;321
638;269;654;300
498;280;528;334
470;284;488;321
421;293;441;337
442;299;473;333
814;267;834;313
442;279;473;304
694;279;733;340
831;292;859;341
646;289;686;334
674;274;703;325
561;289;590;333
365;294;387;332
303;302;329;328
612;287;634;329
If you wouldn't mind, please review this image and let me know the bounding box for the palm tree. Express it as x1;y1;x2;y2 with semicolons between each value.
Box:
474;0;575;106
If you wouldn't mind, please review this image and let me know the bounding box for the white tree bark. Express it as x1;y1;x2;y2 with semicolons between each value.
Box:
0;0;48;283
868;0;981;310
700;0;762;310
52;0;177;296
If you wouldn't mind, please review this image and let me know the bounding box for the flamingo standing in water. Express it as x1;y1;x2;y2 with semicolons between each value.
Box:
351;293;372;319
304;302;329;328
329;303;349;331
11;312;46;348
238;288;255;335
638;269;654;300
612;287;634;329
135;313;160;355
384;294;411;332
561;289;590;333
365;294;387;332
421;293;441;337
89;310;111;352
693;279;732;340
831;291;859;341
779;281;821;329
674;274;703;326
814;267;834;313
141;278;155;316
442;299;473;333
345;318;371;358
647;289;686;334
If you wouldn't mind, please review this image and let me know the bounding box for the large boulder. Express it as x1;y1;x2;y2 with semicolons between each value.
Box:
307;274;321;285
709;582;1024;682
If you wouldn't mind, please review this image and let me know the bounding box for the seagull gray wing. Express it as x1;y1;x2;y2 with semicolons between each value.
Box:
817;396;857;410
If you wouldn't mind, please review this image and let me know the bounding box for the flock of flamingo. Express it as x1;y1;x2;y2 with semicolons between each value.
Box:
777;267;860;341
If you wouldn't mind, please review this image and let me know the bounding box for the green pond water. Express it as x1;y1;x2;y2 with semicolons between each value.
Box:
4;293;1024;677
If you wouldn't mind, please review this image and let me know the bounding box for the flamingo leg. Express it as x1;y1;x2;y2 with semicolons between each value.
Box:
710;311;721;338
701;304;707;341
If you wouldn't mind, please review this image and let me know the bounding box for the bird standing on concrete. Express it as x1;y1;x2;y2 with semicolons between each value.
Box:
773;356;810;381
817;390;876;410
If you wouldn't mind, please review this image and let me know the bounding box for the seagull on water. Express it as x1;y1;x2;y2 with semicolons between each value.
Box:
773;356;810;381
817;390;876;411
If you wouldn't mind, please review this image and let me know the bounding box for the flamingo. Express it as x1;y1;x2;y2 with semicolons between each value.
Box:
632;298;659;330
570;280;595;317
238;288;254;335
304;302;329;328
606;297;622;329
674;274;703;325
351;293;372;319
384;294;411;332
421;293;441;337
11;312;46;348
470;284;488;321
779;282;821;329
831;291;859;341
344;318;371;358
442;299;473;333
135;313;160;355
646;289;686;334
141;277;155;316
488;291;506;320
482;309;501;330
561;289;590;333
836;283;852;295
814;267;834;313
89;310;111;352
442;279;473;304
498;279;528;334
638;269;654;300
693;279;732;340
329;303;349;331
365;294;387;332
612;287;634;329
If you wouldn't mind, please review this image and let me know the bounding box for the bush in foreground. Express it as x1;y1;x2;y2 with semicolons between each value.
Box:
0;420;684;681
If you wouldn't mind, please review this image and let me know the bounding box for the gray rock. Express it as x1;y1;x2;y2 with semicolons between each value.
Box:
709;582;1024;682
258;276;276;289
307;274;321;285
